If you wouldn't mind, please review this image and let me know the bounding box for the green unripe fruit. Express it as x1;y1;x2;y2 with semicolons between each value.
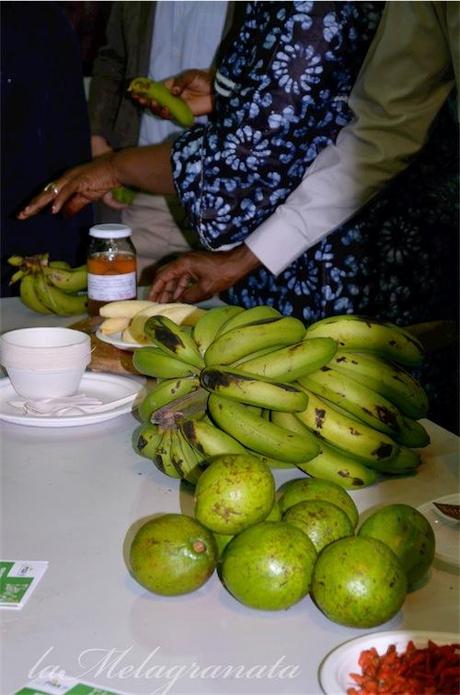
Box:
129;514;217;596
222;521;317;610
194;454;275;535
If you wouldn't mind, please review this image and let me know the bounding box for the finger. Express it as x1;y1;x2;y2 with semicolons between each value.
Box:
181;282;213;304
17;189;56;218
168;273;191;300
61;194;94;218
157;279;178;303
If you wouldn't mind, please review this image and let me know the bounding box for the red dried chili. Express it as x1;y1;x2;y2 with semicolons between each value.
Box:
347;639;460;695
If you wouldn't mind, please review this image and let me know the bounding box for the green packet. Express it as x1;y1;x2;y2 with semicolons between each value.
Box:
15;681;128;695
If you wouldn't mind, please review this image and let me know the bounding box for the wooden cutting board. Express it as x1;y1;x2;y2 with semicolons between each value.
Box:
69;317;142;376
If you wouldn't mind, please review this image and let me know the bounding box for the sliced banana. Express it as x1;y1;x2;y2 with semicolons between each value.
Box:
99;317;131;335
99;300;157;318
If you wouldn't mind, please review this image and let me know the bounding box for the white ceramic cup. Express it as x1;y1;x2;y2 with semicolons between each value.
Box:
0;327;91;399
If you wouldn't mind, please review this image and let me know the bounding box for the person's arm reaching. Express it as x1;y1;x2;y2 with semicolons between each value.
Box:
17;142;175;219
246;1;458;276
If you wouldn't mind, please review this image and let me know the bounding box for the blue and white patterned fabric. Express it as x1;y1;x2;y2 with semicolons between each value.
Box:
172;1;382;248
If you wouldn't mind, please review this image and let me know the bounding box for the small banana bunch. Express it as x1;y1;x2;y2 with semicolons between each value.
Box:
8;254;87;316
131;307;430;491
98;299;205;342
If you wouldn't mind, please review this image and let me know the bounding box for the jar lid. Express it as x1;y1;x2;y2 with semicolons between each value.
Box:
89;223;132;239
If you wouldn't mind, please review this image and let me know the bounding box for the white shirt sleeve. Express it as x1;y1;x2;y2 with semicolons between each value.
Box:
246;1;458;276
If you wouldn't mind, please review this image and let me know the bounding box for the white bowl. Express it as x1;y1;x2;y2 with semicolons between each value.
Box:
0;327;91;399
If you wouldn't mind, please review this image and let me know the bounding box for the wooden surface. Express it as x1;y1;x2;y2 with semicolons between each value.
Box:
69;317;142;376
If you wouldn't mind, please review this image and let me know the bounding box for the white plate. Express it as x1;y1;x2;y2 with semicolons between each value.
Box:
0;373;145;427
417;497;460;566
95;329;145;351
319;630;459;694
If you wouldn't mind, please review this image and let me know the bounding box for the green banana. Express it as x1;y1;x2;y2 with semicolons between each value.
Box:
200;366;308;412
8;255;25;267
299;367;405;437
204;316;306;366
132;347;200;379
394;416;430;448
270;409;312;434
143;315;204;369
215;305;281;337
306;315;424;367
270;411;374;482
246;450;297;469
9;268;27;285
137;376;201;422
295;387;399;467
34;271;87;315
193;305;245;356
297;440;378;489
43;265;87;293
236;337;337;382
19;274;52;314
330;350;428;419
366;445;421;475
180;418;247;458
208;394;320;463
153;428;182;478
128;77;195;128
169;429;202;484
49;260;71;269
132;422;163;459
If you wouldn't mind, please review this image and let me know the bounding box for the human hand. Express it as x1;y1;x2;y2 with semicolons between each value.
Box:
17;154;121;220
131;70;214;119
148;245;261;303
91;136;129;210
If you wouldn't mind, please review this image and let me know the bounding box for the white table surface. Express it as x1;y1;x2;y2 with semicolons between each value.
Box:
1;298;459;695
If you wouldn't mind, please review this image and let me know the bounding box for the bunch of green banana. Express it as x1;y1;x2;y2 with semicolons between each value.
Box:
131;307;430;490
8;254;87;316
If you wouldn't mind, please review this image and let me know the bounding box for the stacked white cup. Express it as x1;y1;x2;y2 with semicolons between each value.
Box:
0;327;91;399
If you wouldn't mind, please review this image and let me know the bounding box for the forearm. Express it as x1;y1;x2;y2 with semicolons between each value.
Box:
112;142;175;195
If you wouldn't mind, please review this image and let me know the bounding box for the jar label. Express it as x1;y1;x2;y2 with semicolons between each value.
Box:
87;272;136;301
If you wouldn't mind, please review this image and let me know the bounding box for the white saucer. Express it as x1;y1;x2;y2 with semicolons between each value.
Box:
417;496;460;567
0;373;145;427
319;630;459;694
95;329;145;352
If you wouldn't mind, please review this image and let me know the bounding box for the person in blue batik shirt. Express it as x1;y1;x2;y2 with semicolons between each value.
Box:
170;1;382;252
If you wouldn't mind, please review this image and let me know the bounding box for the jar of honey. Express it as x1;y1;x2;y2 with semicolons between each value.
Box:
87;223;137;316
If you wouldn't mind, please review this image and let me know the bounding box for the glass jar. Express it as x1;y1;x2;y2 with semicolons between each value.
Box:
87;223;137;316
